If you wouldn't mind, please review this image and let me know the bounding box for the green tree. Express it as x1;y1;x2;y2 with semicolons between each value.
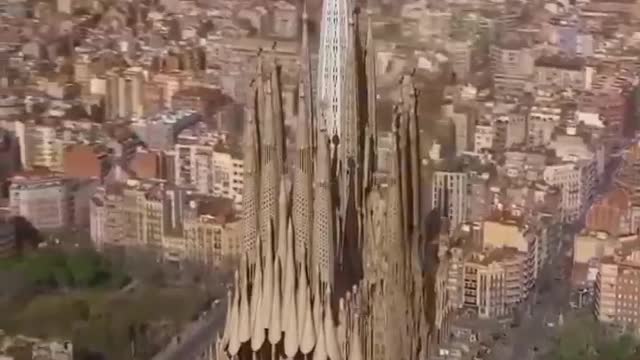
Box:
597;334;639;360
552;317;598;360
551;316;640;360
18;253;57;287
65;251;101;287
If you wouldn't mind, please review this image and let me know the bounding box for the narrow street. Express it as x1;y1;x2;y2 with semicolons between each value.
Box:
152;299;227;360
492;138;636;360
487;230;573;360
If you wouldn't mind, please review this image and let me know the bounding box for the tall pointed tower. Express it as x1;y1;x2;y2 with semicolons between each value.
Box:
292;64;314;264
311;129;335;288
241;88;260;255
258;60;284;257
363;9;378;190
317;0;350;137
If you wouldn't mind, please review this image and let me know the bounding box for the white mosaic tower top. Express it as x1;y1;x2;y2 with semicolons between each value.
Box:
317;0;350;137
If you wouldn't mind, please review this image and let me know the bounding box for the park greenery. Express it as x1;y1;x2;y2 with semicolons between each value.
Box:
0;249;213;359
0;249;129;290
550;315;640;360
0;286;209;359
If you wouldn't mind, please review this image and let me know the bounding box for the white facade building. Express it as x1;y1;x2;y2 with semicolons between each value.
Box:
528;105;561;147
174;141;244;206
432;171;469;233
9;174;70;231
543;163;582;222
474;124;494;152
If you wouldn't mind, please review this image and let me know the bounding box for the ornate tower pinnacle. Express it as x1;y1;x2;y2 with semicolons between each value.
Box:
258;58;284;256
300;0;314;146
292;78;314;263
312;129;335;289
363;8;377;189
317;0;351;139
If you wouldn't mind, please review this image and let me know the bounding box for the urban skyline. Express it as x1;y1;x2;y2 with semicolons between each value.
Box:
1;0;640;359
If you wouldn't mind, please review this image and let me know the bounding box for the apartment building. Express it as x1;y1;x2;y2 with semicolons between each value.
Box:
615;144;640;210
90;180;242;269
503;151;547;181
62;143;110;180
482;220;539;289
14;122;60;171
89;179;184;255
174;138;244;205
527;105;561;147
543;163;582;222
10;169;97;231
570;230;640;287
473;123;494;153
447;246;465;310
586;188;640;236
400;3;452;38
131;110;200;151
550;132;605;211
595;242;640;331
463;247;527;319
534;55;587;89
574;230;615;261
445;40;473;81
492;112;526;150
180;197;242;269
490;37;534;100
432;172;469;233
451;111;473;156
0;129;20;185
9;172;71;231
105;67;146;121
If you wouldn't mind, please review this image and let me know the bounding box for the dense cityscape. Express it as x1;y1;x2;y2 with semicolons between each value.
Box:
0;0;640;359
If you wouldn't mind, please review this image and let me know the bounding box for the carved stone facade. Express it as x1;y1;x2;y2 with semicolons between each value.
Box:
216;2;451;360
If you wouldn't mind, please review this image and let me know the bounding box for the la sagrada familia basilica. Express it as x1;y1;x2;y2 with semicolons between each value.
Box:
216;0;452;359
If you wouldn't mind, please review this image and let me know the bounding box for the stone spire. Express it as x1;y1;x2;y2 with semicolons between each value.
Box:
277;178;289;265
270;64;286;169
259;58;283;257
382;113;411;360
283;219;299;357
324;289;342;360
250;244;265;351
301;0;315;148
348;315;363;360
363;8;377;189
293;71;314;264
262;226;274;328
339;2;360;164
227;271;241;356
238;256;251;344
268;258;282;345
401;75;421;233
337;2;363;266
241;87;260;255
312;130;335;289
317;0;350;138
299;248;317;354
386;115;406;283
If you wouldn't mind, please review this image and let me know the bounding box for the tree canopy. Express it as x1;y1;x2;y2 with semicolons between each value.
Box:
0;250;128;291
551;316;640;360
